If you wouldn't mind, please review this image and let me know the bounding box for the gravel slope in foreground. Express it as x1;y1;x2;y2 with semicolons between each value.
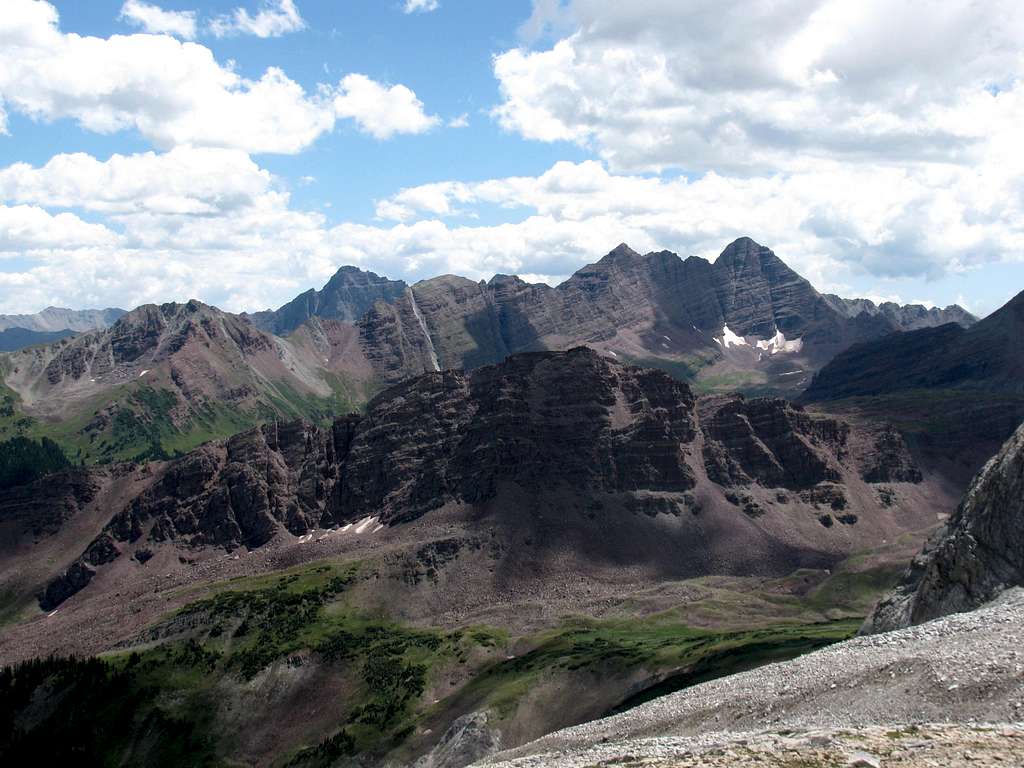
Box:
479;589;1024;767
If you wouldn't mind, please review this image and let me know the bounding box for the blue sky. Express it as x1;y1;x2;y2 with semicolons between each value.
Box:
0;0;1022;317
0;1;578;221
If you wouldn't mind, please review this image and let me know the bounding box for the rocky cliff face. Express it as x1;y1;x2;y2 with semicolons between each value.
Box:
247;238;959;394
248;266;408;335
111;418;359;550
343;239;894;390
864;420;1024;633
37;348;934;611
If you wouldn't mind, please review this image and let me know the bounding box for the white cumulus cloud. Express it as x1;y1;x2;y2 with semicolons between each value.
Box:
0;0;1021;317
3;145;1021;315
0;205;117;251
0;0;437;152
0;147;274;215
118;0;197;39
334;74;440;139
372;154;1024;287
493;0;1024;174
210;0;305;38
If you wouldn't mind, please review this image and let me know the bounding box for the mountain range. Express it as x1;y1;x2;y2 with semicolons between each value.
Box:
0;299;377;462
0;347;955;765
17;346;940;614
1;237;1020;768
0;238;978;465
249;237;974;394
805;288;1023;399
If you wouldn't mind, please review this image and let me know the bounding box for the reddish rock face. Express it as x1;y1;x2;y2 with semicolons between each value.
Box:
36;347;929;610
0;468;98;540
699;396;846;490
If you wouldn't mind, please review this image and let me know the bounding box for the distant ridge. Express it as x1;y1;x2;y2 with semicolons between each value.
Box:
0;306;126;333
804;289;1024;399
822;294;976;331
246;237;976;394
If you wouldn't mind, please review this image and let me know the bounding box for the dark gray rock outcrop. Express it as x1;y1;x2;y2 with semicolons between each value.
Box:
699;396;846;490
864;420;1024;633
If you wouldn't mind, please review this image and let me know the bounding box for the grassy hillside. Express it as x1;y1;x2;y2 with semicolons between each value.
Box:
0;375;365;465
0;560;862;766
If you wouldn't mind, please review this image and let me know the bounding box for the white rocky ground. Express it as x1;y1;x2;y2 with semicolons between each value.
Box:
478;589;1024;767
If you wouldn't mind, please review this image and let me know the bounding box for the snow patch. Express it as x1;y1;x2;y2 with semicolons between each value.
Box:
407;289;440;371
138;369;150;377
715;325;803;355
755;328;803;355
355;516;378;534
715;324;748;348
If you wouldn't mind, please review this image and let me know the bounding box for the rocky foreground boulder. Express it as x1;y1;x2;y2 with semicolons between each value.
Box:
864;420;1024;633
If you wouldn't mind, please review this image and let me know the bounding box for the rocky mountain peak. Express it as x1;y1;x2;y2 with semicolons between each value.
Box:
487;273;529;288
715;236;772;269
593;243;643;267
710;238;822;339
249;265;408;335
